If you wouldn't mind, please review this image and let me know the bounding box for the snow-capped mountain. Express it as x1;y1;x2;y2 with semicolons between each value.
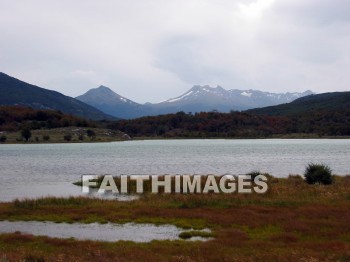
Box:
152;85;313;113
76;86;145;119
76;85;313;119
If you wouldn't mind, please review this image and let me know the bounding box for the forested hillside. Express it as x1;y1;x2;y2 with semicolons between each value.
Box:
110;109;350;138
0;106;96;132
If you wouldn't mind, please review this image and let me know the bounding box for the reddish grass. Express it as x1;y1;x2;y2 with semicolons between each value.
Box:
0;176;349;261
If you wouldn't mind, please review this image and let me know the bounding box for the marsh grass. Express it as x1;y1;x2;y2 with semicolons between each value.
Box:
13;197;92;209
0;175;349;261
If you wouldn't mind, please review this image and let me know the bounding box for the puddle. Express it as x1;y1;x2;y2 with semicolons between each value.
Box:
0;221;211;242
85;189;140;202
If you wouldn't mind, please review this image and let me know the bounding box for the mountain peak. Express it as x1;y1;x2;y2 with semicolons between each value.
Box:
303;90;314;96
78;85;120;98
76;85;142;119
190;85;225;91
94;85;115;93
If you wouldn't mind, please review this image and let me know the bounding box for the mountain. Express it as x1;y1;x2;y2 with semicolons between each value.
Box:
112;91;350;138
0;72;114;120
76;86;146;119
76;85;312;119
247;92;350;116
152;85;313;113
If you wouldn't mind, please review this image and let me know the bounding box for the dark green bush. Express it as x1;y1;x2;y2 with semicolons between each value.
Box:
86;129;96;139
304;163;333;185
0;135;6;143
63;134;72;141
21;128;32;142
246;171;272;182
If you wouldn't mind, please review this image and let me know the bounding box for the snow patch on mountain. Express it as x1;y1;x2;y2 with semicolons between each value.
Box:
241;91;252;97
167;90;194;103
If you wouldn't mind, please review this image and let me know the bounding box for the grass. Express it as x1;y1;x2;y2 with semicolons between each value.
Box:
0;175;349;261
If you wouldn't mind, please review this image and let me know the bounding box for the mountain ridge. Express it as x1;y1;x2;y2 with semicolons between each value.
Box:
76;84;313;119
0;72;115;120
110;91;350;138
247;91;350;116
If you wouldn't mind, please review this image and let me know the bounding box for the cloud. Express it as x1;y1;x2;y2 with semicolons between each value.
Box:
270;0;350;26
0;0;349;102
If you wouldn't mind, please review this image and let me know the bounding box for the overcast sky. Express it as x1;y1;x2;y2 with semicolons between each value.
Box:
0;0;349;103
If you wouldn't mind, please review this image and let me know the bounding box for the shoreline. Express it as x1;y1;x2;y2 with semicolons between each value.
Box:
1;134;350;144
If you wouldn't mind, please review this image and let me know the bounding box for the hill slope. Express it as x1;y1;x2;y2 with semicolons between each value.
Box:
247;92;350;116
0;72;114;120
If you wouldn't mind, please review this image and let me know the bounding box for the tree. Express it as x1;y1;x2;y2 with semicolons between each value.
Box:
21;128;32;142
304;163;333;185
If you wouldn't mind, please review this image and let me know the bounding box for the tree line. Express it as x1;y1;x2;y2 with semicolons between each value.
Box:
109;109;350;138
0;106;96;132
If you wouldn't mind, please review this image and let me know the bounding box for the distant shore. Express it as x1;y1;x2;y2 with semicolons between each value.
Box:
1;130;350;144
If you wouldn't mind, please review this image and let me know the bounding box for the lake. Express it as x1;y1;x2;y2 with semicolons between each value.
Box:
0;139;349;201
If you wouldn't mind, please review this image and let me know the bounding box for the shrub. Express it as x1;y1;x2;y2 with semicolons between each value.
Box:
304;163;333;185
43;135;50;141
63;134;72;141
21;128;32;142
246;171;263;180
86;129;96;139
0;135;6;143
246;171;273;182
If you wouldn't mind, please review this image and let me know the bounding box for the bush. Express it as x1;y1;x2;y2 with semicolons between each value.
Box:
246;171;263;180
246;171;273;182
0;135;6;143
86;129;96;139
21;128;32;142
304;163;333;185
63;134;72;141
43;135;50;141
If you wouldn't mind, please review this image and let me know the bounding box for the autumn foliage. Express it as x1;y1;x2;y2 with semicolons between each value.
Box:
0;106;96;132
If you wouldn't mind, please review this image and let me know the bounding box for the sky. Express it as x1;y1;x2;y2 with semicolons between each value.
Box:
0;0;349;103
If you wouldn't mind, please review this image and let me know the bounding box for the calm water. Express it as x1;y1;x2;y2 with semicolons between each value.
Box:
0;221;210;242
0;139;349;201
